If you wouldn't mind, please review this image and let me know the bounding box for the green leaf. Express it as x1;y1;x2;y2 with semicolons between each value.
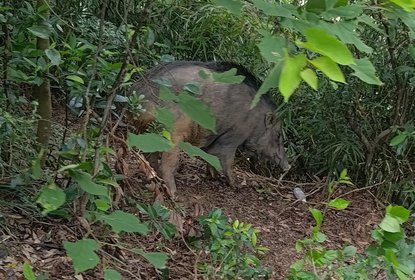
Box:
349;58;383;85
343;246;357;258
36;183;66;215
104;269;122;280
22;262;36;280
309;56;345;83
390;133;407;146
322;5;364;19
379;215;401;233
131;248;169;269
64;239;100;273
300;68;318;90
328;198;350;210
69;170;109;197
45;49;61;66
279;54;307;102
252;63;281;107
386;205;411;223
257;31;286;63
66;75;84;84
27;25;51;39
127;132;173;153
252;0;296;18
95;199;111;211
310;208;323;232
212;68;245;84
390;0;415;12
159;85;178;102
101;210;149;234
183;82;201;95
179;142;222;172
155;107;174;131
314;231;327;243
305;0;326;13
141;252;169;269
177;93;216;132
152;77;172;87
212;0;244;15
297;28;354;65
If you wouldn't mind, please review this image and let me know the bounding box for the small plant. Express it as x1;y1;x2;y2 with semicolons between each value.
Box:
288;171;415;280
197;208;271;279
137;202;177;239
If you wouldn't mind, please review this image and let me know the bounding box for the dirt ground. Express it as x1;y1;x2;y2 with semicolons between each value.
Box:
0;99;385;279
0;151;384;280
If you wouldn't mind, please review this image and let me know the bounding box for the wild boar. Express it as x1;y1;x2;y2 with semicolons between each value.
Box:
129;61;290;196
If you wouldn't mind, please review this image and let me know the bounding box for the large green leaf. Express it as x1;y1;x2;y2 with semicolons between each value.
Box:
212;68;245;84
69;170;109;197
64;239;100;273
390;0;415;12
309;56;345;83
305;0;326;13
177;93;216;132
300;68;318;90
66;75;84;84
159;85;178;102
252;63;282;107
379;215;401;233
251;0;296;18
45;49;61;66
131;248;169;269
390;133;407;146
155;107;174;131
257;31;286;63
27;24;51;39
328;198;350;210
101;210;149;234
318;21;372;54
322;5;363;19
212;0;244;15
127;132;173;153
386;205;411;223
179;142;222;172
104;269;122;280
279;54;307;102
36;183;66;215
349;58;383;85
297;28;354;65
310;208;323;232
22;262;36;280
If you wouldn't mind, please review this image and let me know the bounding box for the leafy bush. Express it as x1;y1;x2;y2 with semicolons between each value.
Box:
196;208;271;279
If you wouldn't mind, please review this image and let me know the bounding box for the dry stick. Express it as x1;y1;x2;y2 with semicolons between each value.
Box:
76;0;109;216
99;249;142;280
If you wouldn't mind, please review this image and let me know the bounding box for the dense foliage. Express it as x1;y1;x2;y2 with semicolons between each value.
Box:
1;0;415;278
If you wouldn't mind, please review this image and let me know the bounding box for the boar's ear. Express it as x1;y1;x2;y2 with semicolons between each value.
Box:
265;112;278;128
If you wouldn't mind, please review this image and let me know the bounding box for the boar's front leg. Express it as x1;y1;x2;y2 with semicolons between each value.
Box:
206;145;237;187
160;146;179;198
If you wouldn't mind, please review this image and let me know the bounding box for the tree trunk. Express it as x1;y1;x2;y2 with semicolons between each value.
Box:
33;0;52;162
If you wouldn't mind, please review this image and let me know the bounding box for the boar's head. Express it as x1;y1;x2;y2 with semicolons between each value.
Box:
245;112;291;171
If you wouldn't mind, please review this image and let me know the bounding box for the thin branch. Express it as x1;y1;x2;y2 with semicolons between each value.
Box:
92;0;152;176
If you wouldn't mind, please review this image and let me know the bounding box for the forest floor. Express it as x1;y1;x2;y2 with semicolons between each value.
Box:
0;102;385;279
0;154;384;280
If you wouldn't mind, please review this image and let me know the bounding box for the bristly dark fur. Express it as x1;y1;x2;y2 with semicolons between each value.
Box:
154;61;262;91
136;61;276;108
